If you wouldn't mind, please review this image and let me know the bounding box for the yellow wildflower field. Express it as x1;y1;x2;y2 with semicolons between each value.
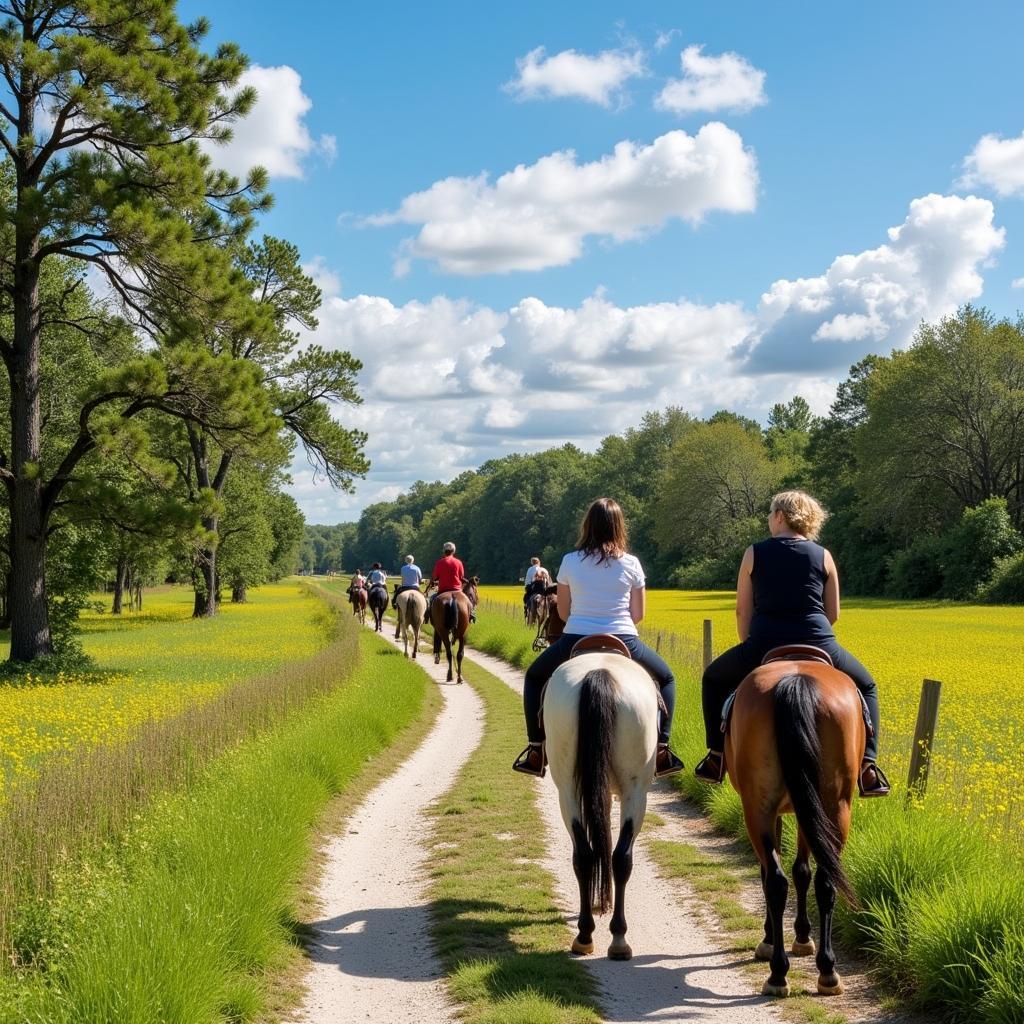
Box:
482;584;1024;842
0;582;328;794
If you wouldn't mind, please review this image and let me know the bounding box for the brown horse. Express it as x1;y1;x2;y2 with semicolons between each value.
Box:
429;577;479;683
725;649;863;999
529;587;560;651
348;586;367;625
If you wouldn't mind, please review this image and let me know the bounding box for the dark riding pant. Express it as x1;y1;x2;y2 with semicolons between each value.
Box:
701;637;879;761
524;633;676;745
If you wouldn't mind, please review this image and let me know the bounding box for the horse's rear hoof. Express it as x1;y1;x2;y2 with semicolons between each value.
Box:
571;938;593;955
754;941;773;961
607;939;632;961
791;940;815;956
761;980;789;998
817;974;843;996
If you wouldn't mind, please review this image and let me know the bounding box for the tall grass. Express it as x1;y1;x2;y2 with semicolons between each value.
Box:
0;629;430;1023
469;601;1024;1024
0;584;349;963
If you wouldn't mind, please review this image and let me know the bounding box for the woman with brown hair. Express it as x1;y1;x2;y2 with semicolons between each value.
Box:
513;497;684;779
695;490;889;797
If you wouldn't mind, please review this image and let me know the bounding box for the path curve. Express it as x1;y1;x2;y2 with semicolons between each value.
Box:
291;643;484;1024
466;646;781;1024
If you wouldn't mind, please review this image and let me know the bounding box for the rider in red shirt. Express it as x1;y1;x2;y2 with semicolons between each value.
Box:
429;541;474;621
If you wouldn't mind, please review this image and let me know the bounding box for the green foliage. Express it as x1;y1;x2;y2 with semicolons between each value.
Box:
941;498;1022;599
887;536;946;599
980;552;1024;603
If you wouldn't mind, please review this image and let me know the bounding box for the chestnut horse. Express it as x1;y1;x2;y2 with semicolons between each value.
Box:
529;586;560;651
367;584;389;633
726;651;862;999
348;586;367;625
429;577;479;683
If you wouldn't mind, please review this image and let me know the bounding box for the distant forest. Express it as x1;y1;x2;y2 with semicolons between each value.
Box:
302;307;1024;602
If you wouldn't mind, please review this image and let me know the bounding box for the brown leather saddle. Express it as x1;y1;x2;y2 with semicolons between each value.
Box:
570;634;632;659
761;644;833;667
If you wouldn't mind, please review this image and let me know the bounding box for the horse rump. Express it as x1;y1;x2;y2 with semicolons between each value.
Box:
575;667;616;913
773;673;855;904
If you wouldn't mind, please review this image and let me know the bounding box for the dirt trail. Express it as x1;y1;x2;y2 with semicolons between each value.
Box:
466;646;781;1024
290;641;484;1024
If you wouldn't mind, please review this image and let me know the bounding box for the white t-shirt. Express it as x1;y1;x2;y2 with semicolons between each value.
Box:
524;564;543;586
556;550;645;636
368;569;387;586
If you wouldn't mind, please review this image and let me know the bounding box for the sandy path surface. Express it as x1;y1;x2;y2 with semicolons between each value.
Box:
291;639;484;1024
466;646;781;1024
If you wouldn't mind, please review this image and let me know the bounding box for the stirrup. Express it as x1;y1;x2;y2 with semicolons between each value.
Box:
655;744;684;778
858;760;890;798
512;743;546;777
695;750;725;783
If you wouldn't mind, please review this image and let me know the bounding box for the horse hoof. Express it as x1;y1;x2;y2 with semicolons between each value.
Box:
817;974;843;996
571;938;593;955
761;981;789;998
607;940;632;961
791;940;816;956
754;941;773;961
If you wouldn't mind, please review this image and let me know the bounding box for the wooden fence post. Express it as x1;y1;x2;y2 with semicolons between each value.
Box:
906;678;942;800
702;619;713;671
656;632;663;653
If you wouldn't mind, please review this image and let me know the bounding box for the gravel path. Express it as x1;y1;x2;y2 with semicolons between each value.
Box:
290;643;484;1024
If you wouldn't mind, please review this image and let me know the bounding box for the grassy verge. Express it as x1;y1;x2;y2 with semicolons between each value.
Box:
469;602;1024;1024
0;628;432;1023
428;657;601;1024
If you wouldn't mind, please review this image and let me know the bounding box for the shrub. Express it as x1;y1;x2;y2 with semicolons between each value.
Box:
941;498;1022;599
980;552;1024;603
886;536;945;598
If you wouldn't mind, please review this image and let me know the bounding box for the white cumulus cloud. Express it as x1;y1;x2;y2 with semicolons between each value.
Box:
1012;277;1024;289
203;65;335;180
504;46;646;107
745;193;1004;372
368;124;758;275
656;45;767;115
960;131;1024;197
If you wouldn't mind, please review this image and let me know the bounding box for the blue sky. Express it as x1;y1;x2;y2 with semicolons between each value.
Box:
181;0;1024;521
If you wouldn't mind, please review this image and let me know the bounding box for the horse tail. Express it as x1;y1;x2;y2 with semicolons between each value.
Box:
444;594;457;635
575;667;616;914
773;674;855;904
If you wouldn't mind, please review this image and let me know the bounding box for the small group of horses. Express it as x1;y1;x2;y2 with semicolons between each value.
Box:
357;575;863;1000
349;576;479;683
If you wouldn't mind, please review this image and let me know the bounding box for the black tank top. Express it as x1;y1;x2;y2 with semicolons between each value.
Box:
750;537;834;643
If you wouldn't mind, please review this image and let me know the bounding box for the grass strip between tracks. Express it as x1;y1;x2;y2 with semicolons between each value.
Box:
428;657;601;1024
0;628;434;1024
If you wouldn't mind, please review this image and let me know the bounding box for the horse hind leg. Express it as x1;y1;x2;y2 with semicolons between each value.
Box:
815;799;850;995
758;825;791;997
791;830;815;956
455;634;465;684
608;784;646;961
756;817;783;961
570;820;596;955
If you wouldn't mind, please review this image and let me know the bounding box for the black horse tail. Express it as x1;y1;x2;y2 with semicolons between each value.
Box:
773;674;856;904
575;667;616;914
444;594;458;635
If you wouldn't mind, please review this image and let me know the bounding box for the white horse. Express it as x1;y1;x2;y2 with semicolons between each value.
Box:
395;589;427;659
542;644;659;960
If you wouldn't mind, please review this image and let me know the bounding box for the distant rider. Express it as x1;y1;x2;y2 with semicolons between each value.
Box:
392;555;423;608
523;556;545;611
367;563;388;591
428;541;475;623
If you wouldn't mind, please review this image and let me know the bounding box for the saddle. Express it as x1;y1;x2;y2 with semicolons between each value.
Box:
570;634;631;659
720;644;872;737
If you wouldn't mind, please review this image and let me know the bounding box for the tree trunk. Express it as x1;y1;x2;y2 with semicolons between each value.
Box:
112;556;127;614
231;583;247;603
0;569;11;631
133;582;143;612
9;249;54;662
193;536;217;618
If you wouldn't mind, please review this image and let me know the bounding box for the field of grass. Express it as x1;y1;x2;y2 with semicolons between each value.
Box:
481;584;1024;842
0;625;432;1023
0;583;329;793
472;587;1024;1022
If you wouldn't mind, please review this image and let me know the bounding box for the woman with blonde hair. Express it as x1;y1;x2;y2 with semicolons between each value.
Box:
513;497;684;779
695;490;889;797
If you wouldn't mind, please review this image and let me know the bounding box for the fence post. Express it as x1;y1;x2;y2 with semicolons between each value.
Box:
906;679;942;800
656;632;663;653
702;619;713;671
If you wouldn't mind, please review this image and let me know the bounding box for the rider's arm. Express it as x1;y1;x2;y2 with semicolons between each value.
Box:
556;583;571;623
823;549;840;624
735;546;755;641
629;586;645;625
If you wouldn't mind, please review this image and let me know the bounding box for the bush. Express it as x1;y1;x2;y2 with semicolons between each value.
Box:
887;536;945;598
980;552;1024;603
941;498;1022;599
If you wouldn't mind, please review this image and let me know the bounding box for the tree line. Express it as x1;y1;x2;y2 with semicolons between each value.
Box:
312;306;1024;603
0;2;367;666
